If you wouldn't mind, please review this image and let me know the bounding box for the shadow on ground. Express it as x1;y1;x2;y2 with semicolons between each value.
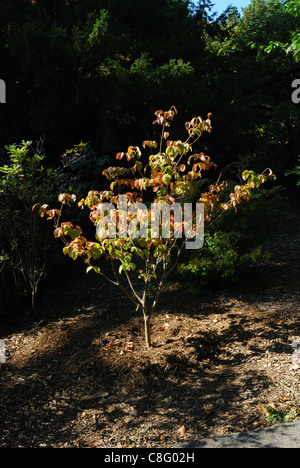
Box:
1;268;299;447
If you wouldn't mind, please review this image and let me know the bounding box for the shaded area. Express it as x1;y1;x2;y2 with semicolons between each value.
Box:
0;212;300;448
0;283;299;447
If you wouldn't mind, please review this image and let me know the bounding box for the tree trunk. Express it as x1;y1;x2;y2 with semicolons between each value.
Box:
31;286;39;317
143;311;152;349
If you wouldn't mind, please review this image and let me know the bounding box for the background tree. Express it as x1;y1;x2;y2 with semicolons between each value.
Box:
0;0;298;184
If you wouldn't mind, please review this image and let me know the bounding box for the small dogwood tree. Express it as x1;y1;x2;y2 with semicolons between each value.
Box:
35;108;274;348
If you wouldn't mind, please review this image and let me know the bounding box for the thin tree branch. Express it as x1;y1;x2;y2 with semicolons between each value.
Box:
110;258;140;308
124;269;143;305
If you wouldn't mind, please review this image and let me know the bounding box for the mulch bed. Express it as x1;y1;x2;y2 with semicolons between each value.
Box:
0;212;299;448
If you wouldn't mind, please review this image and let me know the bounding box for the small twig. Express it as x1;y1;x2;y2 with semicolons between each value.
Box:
269;377;300;400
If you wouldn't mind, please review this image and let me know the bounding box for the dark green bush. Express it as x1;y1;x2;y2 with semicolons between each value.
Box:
0;141;60;315
286;156;300;186
177;230;270;294
176;183;289;294
216;185;291;246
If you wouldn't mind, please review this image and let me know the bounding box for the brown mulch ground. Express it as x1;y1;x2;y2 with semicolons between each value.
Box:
0;211;300;448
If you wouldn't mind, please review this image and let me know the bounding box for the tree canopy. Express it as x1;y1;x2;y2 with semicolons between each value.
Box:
0;0;299;182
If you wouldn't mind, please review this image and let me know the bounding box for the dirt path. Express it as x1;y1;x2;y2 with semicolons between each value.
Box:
0;210;299;448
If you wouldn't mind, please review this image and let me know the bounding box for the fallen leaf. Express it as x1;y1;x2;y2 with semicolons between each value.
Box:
127;342;134;352
177;425;186;439
203;404;214;415
257;404;269;417
158;323;169;332
218;425;235;435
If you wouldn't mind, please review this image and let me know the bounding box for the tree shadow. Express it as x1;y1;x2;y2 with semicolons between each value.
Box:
1;245;299;447
0;292;283;447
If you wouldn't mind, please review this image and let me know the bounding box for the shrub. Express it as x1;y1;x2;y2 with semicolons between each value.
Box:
177;230;271;294
58;142;111;200
0;141;60;315
216;185;291;246
177;183;287;293
286;155;300;186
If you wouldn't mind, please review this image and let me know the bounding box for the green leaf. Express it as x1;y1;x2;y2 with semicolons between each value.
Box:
166;145;178;157
63;225;82;240
136;161;143;171
86;265;101;274
110;181;117;191
242;170;250;181
162;173;172;185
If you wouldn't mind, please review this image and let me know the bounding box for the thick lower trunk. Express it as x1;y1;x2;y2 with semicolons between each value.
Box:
31;289;38;316
143;312;152;349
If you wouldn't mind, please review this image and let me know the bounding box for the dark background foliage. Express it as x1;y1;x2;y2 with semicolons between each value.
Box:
0;0;299;317
0;0;298;173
